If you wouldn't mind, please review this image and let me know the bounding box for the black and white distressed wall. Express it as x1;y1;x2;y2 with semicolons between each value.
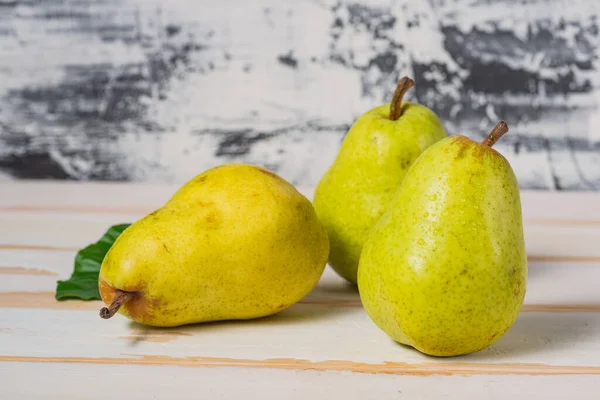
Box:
0;0;599;190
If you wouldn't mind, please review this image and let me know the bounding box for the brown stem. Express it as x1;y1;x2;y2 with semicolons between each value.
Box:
481;120;509;148
389;76;414;120
99;290;135;319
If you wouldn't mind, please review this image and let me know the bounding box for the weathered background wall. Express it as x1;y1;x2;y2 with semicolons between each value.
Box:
0;0;599;190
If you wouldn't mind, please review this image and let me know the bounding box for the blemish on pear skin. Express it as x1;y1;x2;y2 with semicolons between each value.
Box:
204;211;221;228
162;243;170;253
127;295;162;323
453;136;470;159
255;167;281;180
196;175;207;183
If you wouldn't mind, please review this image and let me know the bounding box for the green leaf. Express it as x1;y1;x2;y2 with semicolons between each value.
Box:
55;223;131;301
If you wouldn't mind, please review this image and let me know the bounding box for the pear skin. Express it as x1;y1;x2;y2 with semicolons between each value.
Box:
357;121;527;357
313;77;447;284
98;163;329;327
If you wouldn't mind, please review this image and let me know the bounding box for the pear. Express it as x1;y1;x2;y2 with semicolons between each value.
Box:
313;77;447;284
357;121;527;357
98;163;329;327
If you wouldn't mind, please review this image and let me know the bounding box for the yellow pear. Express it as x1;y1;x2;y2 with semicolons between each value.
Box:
98;163;329;327
358;121;527;356
313;77;447;284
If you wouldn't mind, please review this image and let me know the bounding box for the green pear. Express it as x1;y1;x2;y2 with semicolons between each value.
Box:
313;77;447;284
98;163;329;327
357;121;527;357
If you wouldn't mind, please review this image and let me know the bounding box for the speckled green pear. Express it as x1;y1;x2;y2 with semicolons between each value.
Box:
357;121;527;357
313;77;447;284
98;163;329;327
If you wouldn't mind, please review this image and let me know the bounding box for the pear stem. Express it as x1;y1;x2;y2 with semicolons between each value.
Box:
481;120;509;148
389;76;415;121
99;290;135;319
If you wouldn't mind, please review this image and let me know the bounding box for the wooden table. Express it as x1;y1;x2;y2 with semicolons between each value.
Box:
1;181;600;399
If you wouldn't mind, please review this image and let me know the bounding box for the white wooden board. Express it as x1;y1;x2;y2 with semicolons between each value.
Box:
1;182;600;399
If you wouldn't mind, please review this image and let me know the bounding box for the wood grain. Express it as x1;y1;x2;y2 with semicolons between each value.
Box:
527;255;600;262
0;244;79;252
2;306;600;370
3;363;600;400
0;267;57;276
0;292;101;310
1;354;599;376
